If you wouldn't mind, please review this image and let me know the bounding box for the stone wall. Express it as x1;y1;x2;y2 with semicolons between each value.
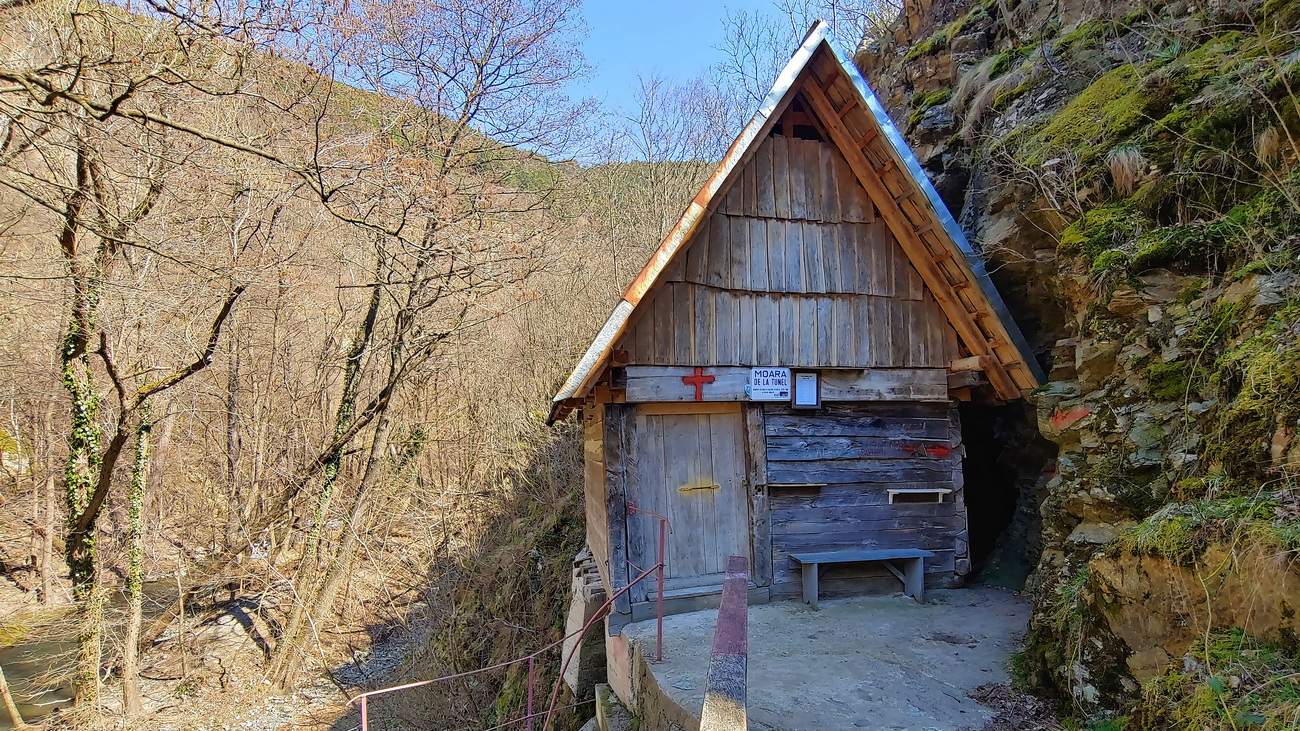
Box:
857;0;1300;720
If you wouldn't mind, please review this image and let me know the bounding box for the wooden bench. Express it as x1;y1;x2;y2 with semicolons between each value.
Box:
788;548;935;609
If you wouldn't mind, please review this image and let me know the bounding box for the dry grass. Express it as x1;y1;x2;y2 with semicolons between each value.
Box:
1255;126;1282;168
952;56;999;116
1106;145;1147;196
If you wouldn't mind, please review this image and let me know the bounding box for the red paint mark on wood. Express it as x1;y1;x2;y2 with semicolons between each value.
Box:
1050;405;1091;430
922;444;953;458
682;367;716;401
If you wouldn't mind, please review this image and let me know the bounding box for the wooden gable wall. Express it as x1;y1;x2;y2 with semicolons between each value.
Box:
616;133;961;370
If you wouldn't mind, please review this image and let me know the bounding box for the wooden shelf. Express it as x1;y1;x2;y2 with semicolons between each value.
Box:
887;487;952;505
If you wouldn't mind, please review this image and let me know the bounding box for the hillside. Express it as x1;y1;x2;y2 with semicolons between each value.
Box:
862;0;1299;724
0;1;665;728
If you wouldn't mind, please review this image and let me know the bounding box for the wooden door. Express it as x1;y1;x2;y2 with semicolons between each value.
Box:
626;404;751;602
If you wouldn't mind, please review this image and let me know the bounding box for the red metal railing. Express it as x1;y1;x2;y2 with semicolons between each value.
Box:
348;514;671;731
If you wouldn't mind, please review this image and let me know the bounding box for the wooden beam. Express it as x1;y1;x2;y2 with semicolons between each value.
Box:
947;370;986;389
603;404;633;615
801;80;1022;400
743;404;772;588
622;366;949;403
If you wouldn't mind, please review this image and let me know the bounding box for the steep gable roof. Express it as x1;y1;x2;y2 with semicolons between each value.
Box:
549;21;1042;423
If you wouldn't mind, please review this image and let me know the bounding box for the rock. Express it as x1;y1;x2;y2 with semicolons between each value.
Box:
1135;270;1194;304
1271;414;1300;474
1107;284;1138;313
1063;486;1130;523
1254;272;1298;307
1049;338;1079;380
949;31;989;54
1075;338;1120;391
1066;521;1130;544
912;103;955;145
1091;544;1300;681
1219;272;1294;309
1126;418;1165;466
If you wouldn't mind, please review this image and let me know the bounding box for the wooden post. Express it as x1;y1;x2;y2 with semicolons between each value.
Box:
742;405;771;588
603;405;632;615
904;558;925;602
801;562;819;610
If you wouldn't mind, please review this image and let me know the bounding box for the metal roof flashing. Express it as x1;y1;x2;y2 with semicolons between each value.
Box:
827;43;1045;385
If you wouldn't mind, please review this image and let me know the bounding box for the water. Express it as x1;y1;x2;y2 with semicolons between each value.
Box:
0;618;75;728
1;581;179;728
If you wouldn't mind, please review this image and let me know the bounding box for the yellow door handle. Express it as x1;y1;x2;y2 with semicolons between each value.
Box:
677;482;720;494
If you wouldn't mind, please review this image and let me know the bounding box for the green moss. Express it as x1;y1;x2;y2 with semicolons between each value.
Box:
1210;302;1300;480
904;28;952;61
991;72;1036;109
1070;174;1299;276
1015;64;1152;167
1136;628;1300;729
1261;0;1300;28
1054;19;1109;56
1175;278;1207;305
988;45;1033;77
1090;249;1131;276
903;6;990;61
1116;494;1296;560
1060;203;1150;259
1147;361;1191;400
0;428;17;455
908;88;952;128
1008;649;1034;690
1050;565;1093;637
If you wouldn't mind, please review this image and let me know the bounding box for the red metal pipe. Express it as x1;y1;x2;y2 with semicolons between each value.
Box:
540;562;665;731
656;517;666;662
525;656;536;731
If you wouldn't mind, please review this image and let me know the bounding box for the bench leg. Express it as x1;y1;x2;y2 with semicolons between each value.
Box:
904;557;924;603
801;563;819;610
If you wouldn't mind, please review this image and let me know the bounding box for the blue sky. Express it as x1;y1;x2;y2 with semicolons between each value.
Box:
577;0;773;116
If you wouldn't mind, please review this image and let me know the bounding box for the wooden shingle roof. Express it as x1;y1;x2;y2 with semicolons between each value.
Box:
549;21;1041;423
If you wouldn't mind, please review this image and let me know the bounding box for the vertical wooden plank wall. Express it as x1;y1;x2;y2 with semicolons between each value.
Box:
762;402;968;598
617;135;959;369
583;404;610;593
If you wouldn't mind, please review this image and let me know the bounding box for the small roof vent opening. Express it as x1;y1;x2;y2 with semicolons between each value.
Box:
774;95;826;141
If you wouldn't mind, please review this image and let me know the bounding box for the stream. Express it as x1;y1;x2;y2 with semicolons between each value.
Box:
1;581;179;729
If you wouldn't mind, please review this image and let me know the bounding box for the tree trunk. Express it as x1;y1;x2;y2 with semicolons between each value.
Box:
121;408;151;717
40;474;54;605
272;405;396;688
75;582;106;709
225;338;242;548
62;347;102;705
268;271;382;687
0;664;27;730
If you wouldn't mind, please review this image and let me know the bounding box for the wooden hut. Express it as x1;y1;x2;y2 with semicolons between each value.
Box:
550;22;1043;624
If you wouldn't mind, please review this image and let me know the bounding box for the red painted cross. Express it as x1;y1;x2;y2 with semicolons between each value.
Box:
681;367;715;401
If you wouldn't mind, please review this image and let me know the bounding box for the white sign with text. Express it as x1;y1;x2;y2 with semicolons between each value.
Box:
748;367;791;400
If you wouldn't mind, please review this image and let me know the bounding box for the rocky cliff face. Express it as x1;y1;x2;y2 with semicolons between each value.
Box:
859;0;1300;724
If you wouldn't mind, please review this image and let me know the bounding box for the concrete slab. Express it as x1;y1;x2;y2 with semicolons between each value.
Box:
622;588;1029;731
